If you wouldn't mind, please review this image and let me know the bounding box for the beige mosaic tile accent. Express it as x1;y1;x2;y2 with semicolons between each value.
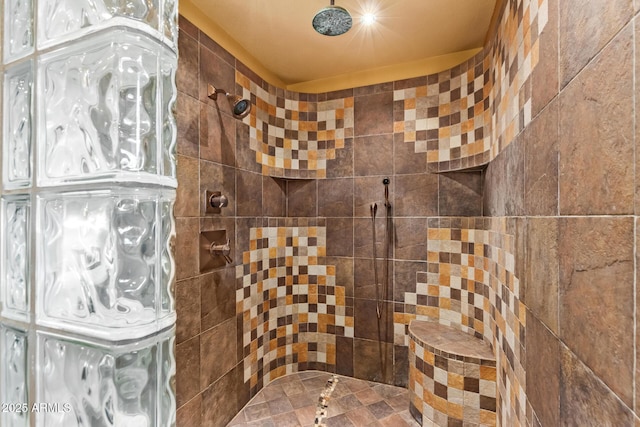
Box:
490;0;547;159
393;0;548;172
236;219;354;397
237;72;354;179
393;52;492;171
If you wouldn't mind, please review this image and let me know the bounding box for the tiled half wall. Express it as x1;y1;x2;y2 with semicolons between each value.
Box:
395;217;527;426
236;218;354;395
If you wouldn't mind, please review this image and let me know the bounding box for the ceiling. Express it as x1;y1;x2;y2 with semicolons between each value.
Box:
180;0;498;92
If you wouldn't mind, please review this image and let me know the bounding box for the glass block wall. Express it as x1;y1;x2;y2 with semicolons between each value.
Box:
0;0;178;424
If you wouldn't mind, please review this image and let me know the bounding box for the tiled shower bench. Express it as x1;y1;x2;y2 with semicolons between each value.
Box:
408;320;497;427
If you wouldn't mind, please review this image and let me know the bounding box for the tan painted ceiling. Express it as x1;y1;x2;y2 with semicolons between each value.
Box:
181;0;498;92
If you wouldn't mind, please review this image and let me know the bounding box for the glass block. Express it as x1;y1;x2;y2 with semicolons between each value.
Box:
3;61;33;189
158;333;176;426
37;328;176;427
161;0;178;48
158;196;175;317
1;195;31;321
38;29;178;188
0;325;29;427
36;189;176;340
37;0;160;50
3;0;34;63
159;53;177;180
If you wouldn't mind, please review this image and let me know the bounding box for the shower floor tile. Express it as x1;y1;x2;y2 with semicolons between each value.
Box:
227;371;421;427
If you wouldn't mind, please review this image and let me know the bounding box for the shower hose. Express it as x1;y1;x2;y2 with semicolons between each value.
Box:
370;179;391;320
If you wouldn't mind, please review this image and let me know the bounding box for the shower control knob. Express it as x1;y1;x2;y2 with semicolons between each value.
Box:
209;193;228;208
210;239;233;264
205;190;229;213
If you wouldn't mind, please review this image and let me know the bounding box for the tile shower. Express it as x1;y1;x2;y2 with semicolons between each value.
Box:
175;0;640;425
1;0;639;425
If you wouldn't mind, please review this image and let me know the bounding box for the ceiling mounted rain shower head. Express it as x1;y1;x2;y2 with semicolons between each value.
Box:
207;84;251;119
312;0;352;36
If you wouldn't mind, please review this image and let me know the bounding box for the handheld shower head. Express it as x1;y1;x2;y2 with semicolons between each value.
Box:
207;84;252;119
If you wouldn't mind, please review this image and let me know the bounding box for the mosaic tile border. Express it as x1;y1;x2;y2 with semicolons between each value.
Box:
236;219;354;396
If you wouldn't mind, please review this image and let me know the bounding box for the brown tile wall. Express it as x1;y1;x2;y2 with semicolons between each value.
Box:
174;16;255;427
485;0;640;425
